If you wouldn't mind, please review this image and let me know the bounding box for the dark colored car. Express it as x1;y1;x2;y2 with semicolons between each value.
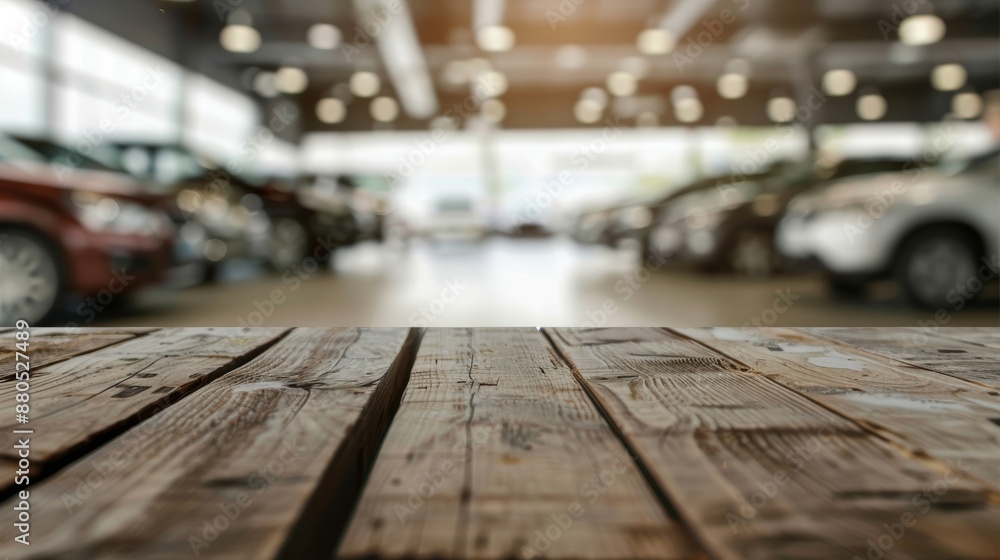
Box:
647;158;913;275
600;162;803;261
113;144;362;279
0;136;173;325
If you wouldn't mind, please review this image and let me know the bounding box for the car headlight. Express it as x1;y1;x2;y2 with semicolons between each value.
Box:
70;192;170;236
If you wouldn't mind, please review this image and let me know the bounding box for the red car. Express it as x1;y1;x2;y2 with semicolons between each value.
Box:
0;155;174;325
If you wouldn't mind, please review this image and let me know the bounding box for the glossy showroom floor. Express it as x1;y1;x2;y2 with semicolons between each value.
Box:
87;237;998;328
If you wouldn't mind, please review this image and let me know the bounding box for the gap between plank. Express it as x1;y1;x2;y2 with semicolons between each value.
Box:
539;328;710;558
279;327;426;560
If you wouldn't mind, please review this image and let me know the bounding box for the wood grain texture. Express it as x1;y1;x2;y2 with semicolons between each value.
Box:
0;328;156;378
550;327;1000;560
933;327;1000;350
0;327;287;496
339;328;696;560
804;327;1000;389
0;327;416;560
677;327;1000;490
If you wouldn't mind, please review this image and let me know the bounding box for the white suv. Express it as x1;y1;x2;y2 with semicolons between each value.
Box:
777;149;999;308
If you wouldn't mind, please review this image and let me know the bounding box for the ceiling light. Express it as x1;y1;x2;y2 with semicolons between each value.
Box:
767;96;796;123
898;14;945;46
307;24;341;50
219;24;261;53
350;72;381;97
370;96;399;122
717;73;748;99
952;92;983;119
857;93;887;121
931;64;967;92
822;69;856;96
476;25;515;52
674;97;703;123
482;70;508;97
671;85;697;103
637;28;675;55
607;71;638;97
275;67;308;94
581;87;608;109
316;98;346;124
481;99;506;123
574;99;603;124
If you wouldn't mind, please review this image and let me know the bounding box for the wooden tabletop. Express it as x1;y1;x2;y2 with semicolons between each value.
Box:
1;327;998;559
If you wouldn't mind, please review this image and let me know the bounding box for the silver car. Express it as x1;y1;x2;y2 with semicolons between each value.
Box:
777;149;999;308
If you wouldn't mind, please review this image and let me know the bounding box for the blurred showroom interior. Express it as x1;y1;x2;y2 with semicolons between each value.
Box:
0;0;998;327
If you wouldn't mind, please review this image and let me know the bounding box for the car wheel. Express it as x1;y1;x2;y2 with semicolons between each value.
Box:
0;228;62;325
729;229;775;277
267;218;309;271
895;227;979;309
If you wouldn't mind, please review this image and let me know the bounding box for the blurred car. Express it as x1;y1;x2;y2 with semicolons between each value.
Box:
643;162;809;272
116;144;361;279
0;135;173;324
645;158;914;275
777;149;1000;307
10;136;208;285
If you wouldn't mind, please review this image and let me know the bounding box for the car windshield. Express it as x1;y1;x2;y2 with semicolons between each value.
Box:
17;139;123;172
0;135;48;165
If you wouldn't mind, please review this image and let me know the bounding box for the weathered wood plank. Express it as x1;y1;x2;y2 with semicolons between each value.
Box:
339;328;696;560
0;327;287;497
933;327;1000;350
0;328;157;378
0;327;417;559
550;327;1000;560
804;327;1000;389
677;327;1000;490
